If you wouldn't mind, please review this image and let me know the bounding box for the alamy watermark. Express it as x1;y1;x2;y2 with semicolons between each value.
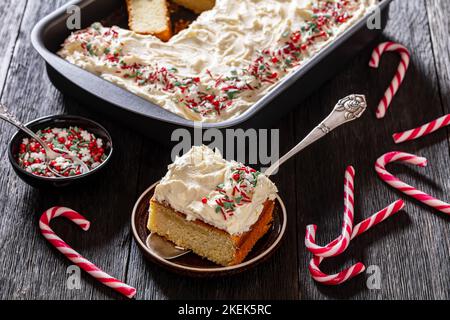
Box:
66;265;81;290
171;123;279;173
60;3;385;293
367;7;382;30
366;265;382;290
66;5;81;30
65;4;383;32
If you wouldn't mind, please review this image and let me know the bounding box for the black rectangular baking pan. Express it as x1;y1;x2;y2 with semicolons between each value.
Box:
31;0;393;145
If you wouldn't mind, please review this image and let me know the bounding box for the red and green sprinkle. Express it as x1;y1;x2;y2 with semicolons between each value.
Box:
203;165;260;221
17;126;107;177
67;0;358;118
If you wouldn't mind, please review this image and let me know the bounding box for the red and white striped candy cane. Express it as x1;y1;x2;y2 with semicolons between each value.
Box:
305;166;355;258
312;199;405;249
393;114;450;144
351;199;405;238
369;42;410;119
39;207;137;299
308;200;405;285
309;256;365;286
375;152;450;215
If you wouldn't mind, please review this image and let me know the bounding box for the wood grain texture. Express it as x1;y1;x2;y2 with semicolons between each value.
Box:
427;0;450;119
125;115;301;300
0;0;145;300
294;0;450;300
0;0;449;300
0;0;27;95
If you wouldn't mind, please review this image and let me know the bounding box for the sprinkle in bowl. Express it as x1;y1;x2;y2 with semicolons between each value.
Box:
8;115;113;188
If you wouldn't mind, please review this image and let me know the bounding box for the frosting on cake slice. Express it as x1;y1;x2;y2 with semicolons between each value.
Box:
153;145;278;235
126;0;172;41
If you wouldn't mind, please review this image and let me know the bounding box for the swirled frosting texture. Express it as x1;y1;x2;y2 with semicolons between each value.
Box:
154;146;278;235
59;0;376;122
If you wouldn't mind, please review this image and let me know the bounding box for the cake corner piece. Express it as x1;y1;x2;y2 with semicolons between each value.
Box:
126;0;173;41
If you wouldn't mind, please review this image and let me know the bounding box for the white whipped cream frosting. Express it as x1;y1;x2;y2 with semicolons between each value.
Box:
58;0;377;122
154;146;278;235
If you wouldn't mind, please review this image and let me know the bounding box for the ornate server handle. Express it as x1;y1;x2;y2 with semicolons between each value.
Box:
0;102;90;173
265;94;367;176
0;103;58;152
0;103;23;128
0;102;46;142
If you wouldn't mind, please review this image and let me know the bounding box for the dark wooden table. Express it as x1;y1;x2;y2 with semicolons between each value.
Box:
0;0;449;300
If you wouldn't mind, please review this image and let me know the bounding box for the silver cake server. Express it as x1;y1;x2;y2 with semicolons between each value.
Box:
146;94;367;260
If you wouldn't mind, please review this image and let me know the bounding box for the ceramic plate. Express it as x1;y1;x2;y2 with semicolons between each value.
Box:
131;183;287;277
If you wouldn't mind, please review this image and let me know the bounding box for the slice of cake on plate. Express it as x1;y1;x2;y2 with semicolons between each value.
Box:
126;0;172;41
172;0;215;14
148;145;278;266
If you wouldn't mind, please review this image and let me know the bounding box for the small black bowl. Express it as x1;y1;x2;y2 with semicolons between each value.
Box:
8;115;113;188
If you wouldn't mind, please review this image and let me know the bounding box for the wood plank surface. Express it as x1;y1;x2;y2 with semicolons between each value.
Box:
294;0;450;299
0;0;27;95
125;115;301;300
427;0;450;113
0;0;449;300
0;0;145;300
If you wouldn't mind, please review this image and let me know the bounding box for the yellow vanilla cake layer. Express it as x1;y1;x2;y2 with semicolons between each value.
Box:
172;0;215;13
148;199;275;266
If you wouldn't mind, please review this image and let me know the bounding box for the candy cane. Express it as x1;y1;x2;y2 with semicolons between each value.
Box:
308;200;405;285
305;166;355;258
351;199;405;238
369;42;410;119
309;256;366;286
393;114;450;144
375;152;450;215
39;207;137;299
310;199;405;249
